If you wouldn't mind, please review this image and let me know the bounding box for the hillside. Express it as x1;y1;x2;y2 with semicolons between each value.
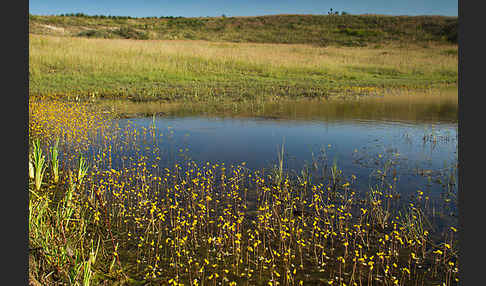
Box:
29;13;457;47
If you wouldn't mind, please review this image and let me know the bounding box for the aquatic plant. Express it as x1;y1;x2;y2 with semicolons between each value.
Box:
28;98;459;285
272;141;286;186
77;155;89;186
83;238;100;286
49;137;60;183
31;139;47;191
29;164;99;285
29;154;34;180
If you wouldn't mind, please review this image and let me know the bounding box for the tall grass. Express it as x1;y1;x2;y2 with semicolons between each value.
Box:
29;35;457;101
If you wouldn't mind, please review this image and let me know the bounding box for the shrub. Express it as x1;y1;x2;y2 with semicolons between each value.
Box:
339;28;382;38
112;26;149;40
77;29;113;39
443;22;457;43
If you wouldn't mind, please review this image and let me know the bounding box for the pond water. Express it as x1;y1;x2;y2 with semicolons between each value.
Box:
106;110;457;203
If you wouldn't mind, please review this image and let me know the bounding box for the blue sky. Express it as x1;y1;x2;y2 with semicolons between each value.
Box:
29;0;458;18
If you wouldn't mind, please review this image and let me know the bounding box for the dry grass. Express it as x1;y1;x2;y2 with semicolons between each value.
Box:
29;35;457;73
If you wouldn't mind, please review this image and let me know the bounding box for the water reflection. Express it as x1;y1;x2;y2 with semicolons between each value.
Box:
98;91;458;124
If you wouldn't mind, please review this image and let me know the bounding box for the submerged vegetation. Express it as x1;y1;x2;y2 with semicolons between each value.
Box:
29;98;458;285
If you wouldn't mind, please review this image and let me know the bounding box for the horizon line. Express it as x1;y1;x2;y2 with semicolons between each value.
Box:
29;12;458;18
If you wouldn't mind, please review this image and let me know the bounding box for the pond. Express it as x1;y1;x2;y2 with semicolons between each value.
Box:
30;95;460;284
94;97;457;206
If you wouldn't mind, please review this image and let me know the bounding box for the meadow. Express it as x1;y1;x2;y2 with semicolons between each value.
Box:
29;34;457;102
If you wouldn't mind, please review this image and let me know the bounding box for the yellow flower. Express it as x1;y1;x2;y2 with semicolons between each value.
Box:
433;249;443;255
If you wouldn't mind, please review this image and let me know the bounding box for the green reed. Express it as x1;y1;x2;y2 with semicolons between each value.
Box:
31;139;47;191
49;137;60;183
82;238;100;286
77;155;89;186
